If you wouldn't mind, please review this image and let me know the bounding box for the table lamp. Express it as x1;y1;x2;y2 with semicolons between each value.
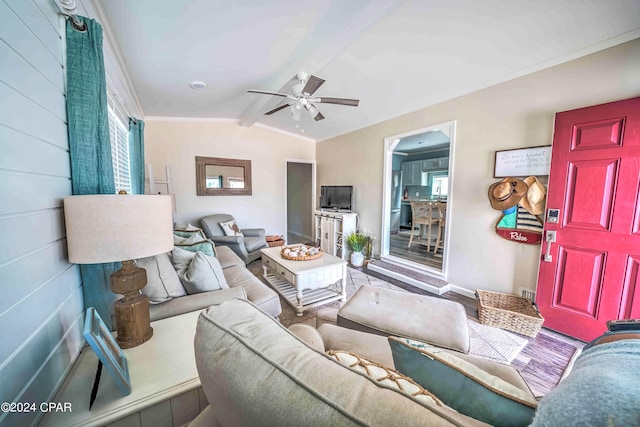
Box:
63;194;173;349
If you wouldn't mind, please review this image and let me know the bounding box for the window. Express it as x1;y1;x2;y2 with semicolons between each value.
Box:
432;176;448;197
227;177;245;188
206;176;223;188
429;172;448;198
108;104;131;194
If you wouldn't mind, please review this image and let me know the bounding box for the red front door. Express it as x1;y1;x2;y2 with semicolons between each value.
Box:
536;96;640;342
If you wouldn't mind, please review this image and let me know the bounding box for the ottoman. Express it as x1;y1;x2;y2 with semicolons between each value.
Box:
337;285;470;353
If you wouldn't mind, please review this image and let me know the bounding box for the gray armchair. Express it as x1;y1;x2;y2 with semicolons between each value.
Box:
200;214;268;265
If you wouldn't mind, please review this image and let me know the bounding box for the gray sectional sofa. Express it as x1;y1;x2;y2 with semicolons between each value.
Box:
190;299;502;426
189;298;640;427
148;245;281;321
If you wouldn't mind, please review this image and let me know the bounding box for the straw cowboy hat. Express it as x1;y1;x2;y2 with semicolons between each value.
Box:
488;177;528;211
520;176;547;215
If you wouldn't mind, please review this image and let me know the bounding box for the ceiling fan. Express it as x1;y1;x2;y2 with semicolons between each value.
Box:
247;72;359;122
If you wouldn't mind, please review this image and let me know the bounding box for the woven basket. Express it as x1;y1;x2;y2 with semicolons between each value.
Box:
266;235;285;247
280;244;323;261
476;290;544;337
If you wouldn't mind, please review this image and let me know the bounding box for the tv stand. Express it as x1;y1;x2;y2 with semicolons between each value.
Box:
320;208;353;213
314;210;357;259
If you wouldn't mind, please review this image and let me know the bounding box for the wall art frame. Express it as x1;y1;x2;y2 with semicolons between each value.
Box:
494;145;551;177
83;307;132;396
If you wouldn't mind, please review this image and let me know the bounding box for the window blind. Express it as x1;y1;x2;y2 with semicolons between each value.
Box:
108;105;131;194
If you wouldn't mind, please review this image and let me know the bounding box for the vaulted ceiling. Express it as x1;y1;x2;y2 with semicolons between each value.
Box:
97;0;640;141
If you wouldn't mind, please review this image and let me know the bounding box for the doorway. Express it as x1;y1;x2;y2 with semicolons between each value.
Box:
380;121;455;279
285;160;315;245
536;97;640;342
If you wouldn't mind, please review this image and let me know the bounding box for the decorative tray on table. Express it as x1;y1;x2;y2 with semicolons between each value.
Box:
280;244;323;261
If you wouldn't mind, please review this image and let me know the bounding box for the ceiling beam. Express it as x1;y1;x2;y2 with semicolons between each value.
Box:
238;0;403;128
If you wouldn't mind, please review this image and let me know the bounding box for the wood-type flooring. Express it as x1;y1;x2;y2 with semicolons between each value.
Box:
250;257;585;397
364;265;585;397
389;231;443;270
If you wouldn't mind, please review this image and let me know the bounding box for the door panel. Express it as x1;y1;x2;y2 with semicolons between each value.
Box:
570;117;625;150
621;256;640;318
537;96;640;341
634;183;640;234
554;246;605;317
564;159;618;230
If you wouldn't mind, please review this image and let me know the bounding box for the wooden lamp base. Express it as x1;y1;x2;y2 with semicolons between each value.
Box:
111;260;153;349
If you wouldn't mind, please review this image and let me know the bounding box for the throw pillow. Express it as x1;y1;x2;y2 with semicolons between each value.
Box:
136;252;186;304
171;247;228;294
177;232;207;245
388;337;537;427
327;350;445;408
219;219;244;237
176;239;216;257
174;226;207;240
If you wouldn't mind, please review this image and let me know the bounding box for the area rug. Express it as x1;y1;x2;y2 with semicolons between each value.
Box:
467;318;528;364
249;261;582;397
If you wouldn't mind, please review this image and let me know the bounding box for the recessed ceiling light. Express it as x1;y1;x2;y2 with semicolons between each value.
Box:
189;81;208;89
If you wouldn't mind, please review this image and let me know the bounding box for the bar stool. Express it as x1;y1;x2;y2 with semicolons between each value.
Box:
408;201;439;249
433;202;447;254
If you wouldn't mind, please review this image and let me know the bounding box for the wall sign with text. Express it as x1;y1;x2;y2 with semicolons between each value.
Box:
494;146;551;177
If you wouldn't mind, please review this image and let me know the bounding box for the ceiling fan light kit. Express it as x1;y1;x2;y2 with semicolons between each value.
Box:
291;103;302;121
247;72;360;124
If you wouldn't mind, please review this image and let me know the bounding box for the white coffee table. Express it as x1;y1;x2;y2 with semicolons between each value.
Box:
261;246;347;316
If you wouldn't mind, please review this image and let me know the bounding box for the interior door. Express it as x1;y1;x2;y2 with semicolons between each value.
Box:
286;161;313;244
536;96;640;342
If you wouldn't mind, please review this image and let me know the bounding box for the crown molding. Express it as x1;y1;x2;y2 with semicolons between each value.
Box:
144;116;238;123
398;29;640;122
479;29;640;94
77;0;145;119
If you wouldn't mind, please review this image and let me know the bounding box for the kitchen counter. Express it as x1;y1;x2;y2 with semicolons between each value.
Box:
401;199;447;203
399;199;446;228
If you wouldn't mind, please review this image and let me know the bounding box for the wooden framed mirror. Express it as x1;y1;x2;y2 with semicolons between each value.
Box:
196;156;252;196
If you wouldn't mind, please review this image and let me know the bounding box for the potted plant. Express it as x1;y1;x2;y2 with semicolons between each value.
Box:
345;231;369;267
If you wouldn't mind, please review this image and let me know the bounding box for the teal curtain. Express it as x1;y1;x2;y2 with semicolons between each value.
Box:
128;118;145;194
66;17;118;329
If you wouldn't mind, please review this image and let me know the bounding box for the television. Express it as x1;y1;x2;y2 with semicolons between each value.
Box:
320;186;353;211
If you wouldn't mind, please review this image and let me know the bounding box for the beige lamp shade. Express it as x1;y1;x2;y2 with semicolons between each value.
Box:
64;195;174;264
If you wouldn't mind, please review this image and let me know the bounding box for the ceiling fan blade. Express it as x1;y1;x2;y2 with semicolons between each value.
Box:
264;103;291;115
302;75;325;96
316;97;359;107
247;89;289;97
305;103;325;122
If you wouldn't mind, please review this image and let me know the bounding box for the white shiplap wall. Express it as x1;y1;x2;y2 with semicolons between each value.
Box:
0;1;84;426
